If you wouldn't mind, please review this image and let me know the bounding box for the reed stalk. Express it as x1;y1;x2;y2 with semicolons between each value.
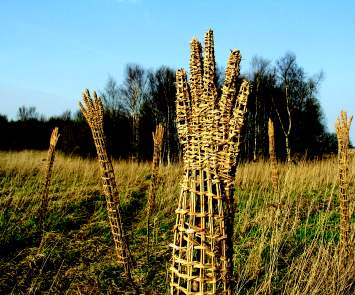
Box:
38;127;60;232
335;111;352;256
147;124;164;261
268;118;278;191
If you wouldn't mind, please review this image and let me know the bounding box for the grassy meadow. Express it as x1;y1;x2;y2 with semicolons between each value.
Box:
0;150;354;294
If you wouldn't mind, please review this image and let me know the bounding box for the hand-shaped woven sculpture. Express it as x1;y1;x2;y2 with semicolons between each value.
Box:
170;30;249;294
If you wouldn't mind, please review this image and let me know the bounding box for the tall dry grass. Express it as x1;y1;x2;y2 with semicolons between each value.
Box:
234;158;354;295
0;151;354;294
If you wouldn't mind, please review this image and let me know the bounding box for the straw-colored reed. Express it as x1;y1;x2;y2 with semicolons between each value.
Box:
147;124;165;217
335;111;352;255
268;118;278;191
39;127;60;231
147;124;165;259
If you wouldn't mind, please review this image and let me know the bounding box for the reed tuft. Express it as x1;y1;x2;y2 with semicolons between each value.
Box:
146;124;164;259
268;118;278;191
38;127;60;231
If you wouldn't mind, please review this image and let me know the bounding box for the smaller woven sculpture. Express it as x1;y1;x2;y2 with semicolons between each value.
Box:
79;91;135;286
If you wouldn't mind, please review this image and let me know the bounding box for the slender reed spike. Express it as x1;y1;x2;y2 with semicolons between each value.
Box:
335;111;352;255
79;90;136;289
147;124;165;217
268;118;278;191
146;124;164;260
38;127;60;232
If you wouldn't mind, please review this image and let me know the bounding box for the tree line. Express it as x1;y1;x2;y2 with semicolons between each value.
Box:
0;52;339;162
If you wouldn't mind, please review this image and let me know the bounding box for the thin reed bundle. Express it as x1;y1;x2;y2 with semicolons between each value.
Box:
170;29;249;294
39;127;60;231
268;118;278;190
147;124;165;216
146;124;164;259
79;90;136;288
335;111;353;254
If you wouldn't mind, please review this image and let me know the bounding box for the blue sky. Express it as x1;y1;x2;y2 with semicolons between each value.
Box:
0;0;354;141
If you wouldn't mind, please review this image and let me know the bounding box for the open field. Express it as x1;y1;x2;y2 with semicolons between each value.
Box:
0;151;354;294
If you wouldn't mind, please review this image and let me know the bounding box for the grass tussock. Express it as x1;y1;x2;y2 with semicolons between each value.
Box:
0;150;354;294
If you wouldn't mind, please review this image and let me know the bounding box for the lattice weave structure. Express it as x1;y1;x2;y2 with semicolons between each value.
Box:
79;91;134;282
170;30;250;294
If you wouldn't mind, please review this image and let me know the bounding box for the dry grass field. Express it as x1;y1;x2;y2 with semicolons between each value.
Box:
0;150;354;294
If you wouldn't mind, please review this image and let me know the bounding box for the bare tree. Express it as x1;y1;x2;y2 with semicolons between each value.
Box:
274;52;323;162
250;56;272;161
100;76;122;112
148;66;176;164
17;106;39;121
274;52;301;162
119;64;149;158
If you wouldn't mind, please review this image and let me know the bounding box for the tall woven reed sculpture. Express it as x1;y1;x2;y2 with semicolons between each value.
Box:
268;118;278;191
147;124;165;259
39;127;60;231
170;30;250;294
79;90;135;287
335;111;352;254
